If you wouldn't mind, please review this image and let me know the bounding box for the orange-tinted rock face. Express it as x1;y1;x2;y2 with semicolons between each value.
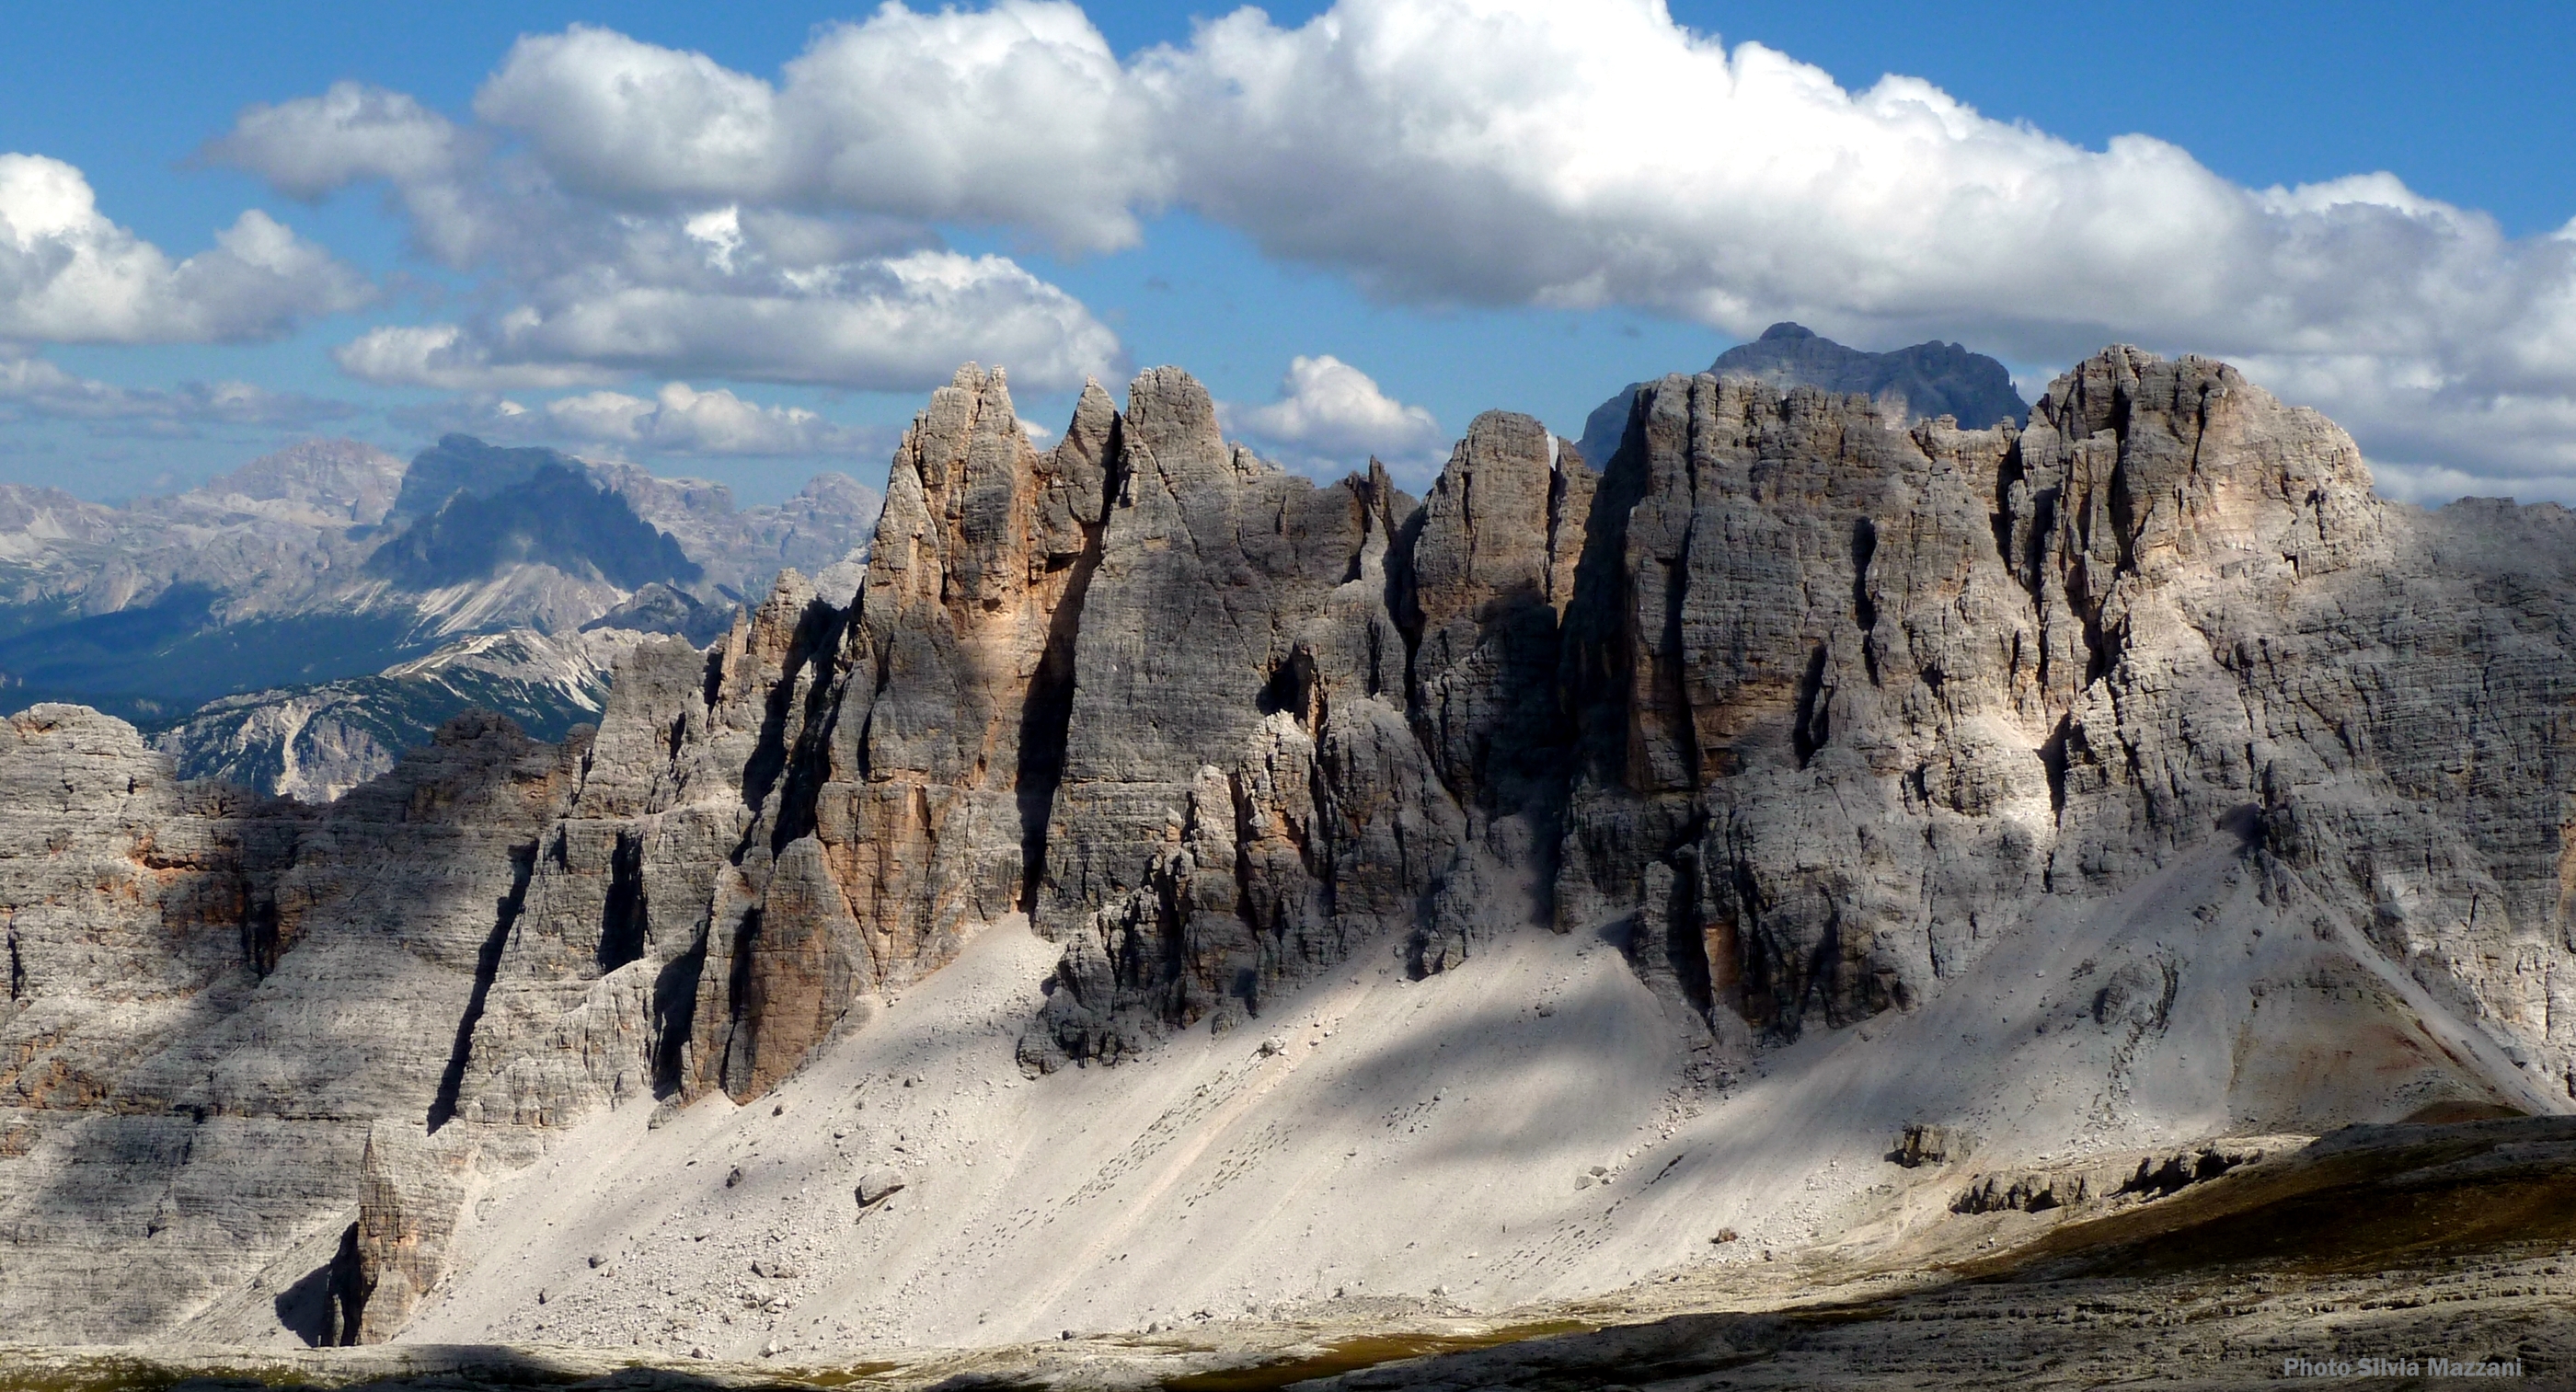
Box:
685;367;1121;1100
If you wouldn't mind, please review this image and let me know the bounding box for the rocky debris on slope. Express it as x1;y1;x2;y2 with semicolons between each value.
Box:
1947;1135;2293;1214
150;627;648;801
17;1120;2576;1388
11;344;2576;1350
1893;1124;1971;1168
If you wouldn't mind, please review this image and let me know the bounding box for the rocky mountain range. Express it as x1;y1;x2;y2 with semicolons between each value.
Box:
145;628;650;803
5;350;2574;1376
0;435;878;797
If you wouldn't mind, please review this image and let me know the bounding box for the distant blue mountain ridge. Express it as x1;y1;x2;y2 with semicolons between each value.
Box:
0;435;879;795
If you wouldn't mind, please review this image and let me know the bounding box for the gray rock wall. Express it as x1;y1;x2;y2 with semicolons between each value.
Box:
10;347;2576;1348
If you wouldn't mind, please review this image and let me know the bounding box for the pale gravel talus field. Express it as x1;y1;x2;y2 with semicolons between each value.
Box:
391;828;2547;1363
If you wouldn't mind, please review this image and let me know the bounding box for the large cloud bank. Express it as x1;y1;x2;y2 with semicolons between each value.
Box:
0;155;368;344
210;73;1126;399
185;0;2576;496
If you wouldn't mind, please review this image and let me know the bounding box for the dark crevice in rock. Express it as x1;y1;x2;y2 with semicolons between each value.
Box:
1990;442;2025;581
1373;462;1426;698
716;907;765;1098
596;828;648;973
427;838;536;1133
650;936;704;1099
9;922;26;1000
1792;645;1830;768
2107;449;2140;580
327;1220;367;1347
698;643;728;710
1558;388;1655;790
1257;650;1319;728
756;600;848;855
1798;903;1846;1034
1017;412;1125;913
1849;516;1880;634
2025;485;2061;615
1662;851;1714;1016
735;624;811;820
241;895;282;978
2041;713;2072;818
1655;554;1697;787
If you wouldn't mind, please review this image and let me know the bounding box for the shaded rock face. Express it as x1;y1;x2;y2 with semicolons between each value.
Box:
0;705;579;1343
365;461;703;592
12;347;2576;1348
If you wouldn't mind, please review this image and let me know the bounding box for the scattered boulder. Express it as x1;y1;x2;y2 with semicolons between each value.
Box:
1894;1124;1972;1168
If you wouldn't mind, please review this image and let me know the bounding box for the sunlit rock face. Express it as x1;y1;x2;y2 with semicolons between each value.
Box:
8;346;2576;1349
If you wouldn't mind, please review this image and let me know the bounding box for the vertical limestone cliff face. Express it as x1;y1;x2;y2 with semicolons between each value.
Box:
10;347;2576;1350
1403;412;1597;973
1554;369;2054;1036
0;707;577;1342
687;366;1120;1098
1551;347;2576;1110
1025;370;1480;1064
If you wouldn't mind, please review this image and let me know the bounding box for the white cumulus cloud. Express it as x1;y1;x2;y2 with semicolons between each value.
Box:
214;72;1127;396
202;2;2576;499
1233;354;1445;471
539;381;871;455
333;323;619;392
327;250;1118;395
211;81;469;198
0;154;371;343
474;7;1161;254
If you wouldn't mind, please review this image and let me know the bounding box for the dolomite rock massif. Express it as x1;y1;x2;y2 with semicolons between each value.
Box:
6;350;2576;1358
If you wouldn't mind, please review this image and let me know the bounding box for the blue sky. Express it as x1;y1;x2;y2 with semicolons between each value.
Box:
3;1;2572;503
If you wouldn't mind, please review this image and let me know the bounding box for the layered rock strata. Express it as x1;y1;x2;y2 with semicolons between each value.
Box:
0;705;579;1341
8;347;2576;1349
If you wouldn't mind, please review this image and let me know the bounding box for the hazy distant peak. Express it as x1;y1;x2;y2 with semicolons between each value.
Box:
388;434;585;523
179;438;407;526
1708;322;2028;429
1576;324;2028;472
